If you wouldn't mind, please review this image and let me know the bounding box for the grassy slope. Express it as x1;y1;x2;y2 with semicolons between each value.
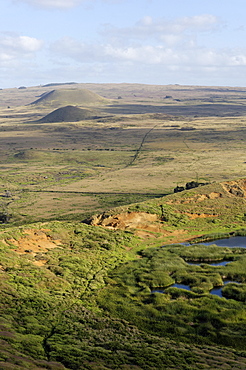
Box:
30;88;109;108
89;179;246;245
0;84;246;369
0;179;246;369
1;219;246;369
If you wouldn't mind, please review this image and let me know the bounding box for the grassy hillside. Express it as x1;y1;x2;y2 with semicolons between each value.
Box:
38;105;98;123
89;179;246;245
30;88;109;108
0;83;246;369
0;179;246;369
0;216;246;369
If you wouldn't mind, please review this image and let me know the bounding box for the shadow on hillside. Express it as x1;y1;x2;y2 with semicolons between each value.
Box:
102;103;246;117
27;190;168;197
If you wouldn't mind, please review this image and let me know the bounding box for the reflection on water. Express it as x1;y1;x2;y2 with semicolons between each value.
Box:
209;261;231;266
152;284;191;294
152;281;241;298
172;283;190;291
187;260;231;266
165;236;246;248
203;236;246;248
152;288;165;294
210;281;239;297
209;286;223;297
153;236;246;298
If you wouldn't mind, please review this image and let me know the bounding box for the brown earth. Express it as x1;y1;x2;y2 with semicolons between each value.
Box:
91;212;160;231
222;179;246;197
3;229;62;265
90;211;188;239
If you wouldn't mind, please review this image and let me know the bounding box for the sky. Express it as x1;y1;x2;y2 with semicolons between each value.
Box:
1;0;246;88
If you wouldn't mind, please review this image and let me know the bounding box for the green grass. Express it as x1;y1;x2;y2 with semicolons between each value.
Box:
97;242;246;349
1;221;246;369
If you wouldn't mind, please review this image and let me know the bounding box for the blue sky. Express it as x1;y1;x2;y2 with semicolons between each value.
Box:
1;0;246;88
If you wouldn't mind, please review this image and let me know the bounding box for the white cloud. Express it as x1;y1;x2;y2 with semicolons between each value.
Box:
50;33;246;71
176;14;219;31
51;37;105;62
13;0;121;9
14;0;82;8
2;12;246;88
17;36;43;52
230;54;246;66
100;14;221;46
49;14;246;74
0;33;43;63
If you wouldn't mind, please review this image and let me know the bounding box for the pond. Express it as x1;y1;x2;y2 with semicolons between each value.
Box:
152;281;241;298
209;281;238;297
154;236;246;298
179;236;246;248
187;260;231;266
203;236;246;248
183;236;246;268
172;283;191;291
152;284;190;294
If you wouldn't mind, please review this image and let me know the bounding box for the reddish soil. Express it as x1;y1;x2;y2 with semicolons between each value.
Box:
91;211;188;239
4;229;62;266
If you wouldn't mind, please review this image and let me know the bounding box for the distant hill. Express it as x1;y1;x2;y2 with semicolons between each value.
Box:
14;149;46;160
42;82;77;87
30;88;109;107
38;105;98;123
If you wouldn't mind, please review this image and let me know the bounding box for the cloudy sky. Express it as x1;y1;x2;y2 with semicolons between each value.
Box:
1;0;246;88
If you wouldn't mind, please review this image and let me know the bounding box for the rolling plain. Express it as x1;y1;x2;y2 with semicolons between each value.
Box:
0;83;246;369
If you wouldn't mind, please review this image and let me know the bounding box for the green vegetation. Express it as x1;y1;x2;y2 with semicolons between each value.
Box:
30;88;109;107
1;221;246;369
1;83;246;369
98;243;246;346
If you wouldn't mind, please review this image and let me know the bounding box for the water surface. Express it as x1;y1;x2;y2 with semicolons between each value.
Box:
155;236;246;298
187;260;231;266
203;236;246;248
210;281;239;297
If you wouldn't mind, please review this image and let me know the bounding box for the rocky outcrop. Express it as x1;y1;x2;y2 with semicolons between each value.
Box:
222;179;246;197
89;211;188;239
90;211;158;230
